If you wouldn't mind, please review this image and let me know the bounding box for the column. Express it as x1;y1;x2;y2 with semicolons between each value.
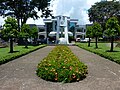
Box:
64;16;69;44
45;24;47;39
82;28;84;39
56;16;60;44
74;27;77;40
52;20;55;31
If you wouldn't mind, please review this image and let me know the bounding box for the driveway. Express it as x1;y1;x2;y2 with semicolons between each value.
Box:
0;46;120;90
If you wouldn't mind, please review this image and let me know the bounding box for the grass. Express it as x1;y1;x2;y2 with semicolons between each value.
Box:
0;45;46;65
36;45;88;83
76;42;120;64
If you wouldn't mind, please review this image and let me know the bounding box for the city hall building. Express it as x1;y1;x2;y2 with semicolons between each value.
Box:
31;15;86;44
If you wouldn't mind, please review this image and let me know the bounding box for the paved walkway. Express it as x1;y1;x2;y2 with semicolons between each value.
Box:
0;46;120;90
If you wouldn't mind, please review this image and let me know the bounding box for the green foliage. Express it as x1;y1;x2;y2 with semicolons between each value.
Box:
20;24;31;38
36;45;88;83
20;24;31;48
86;26;93;38
88;1;120;24
92;22;102;37
30;26;38;45
76;43;120;64
104;17;120;37
0;45;46;65
1;17;18;53
92;22;102;48
104;17;120;51
86;25;93;47
31;26;38;38
0;0;51;26
2;17;18;38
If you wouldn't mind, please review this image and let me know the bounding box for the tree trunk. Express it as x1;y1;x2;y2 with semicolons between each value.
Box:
25;38;28;48
34;37;38;45
95;37;98;48
110;36;114;52
23;17;27;25
88;37;91;47
9;37;13;53
21;18;23;27
17;18;20;32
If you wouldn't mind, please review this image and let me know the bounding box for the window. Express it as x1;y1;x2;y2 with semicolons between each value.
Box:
39;28;45;32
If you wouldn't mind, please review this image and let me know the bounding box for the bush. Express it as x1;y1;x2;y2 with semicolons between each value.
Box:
36;45;88;83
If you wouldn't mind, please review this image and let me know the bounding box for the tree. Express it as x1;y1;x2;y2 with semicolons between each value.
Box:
104;17;120;52
1;17;18;53
0;0;51;31
31;26;38;45
69;26;75;41
20;24;31;48
88;1;120;31
92;22;102;48
86;26;93;47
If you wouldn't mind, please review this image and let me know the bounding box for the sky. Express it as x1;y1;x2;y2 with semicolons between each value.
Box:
48;0;102;25
0;0;115;25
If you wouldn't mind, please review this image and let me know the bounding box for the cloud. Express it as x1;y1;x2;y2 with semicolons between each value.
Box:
27;0;119;25
0;17;5;25
0;0;103;25
50;0;101;25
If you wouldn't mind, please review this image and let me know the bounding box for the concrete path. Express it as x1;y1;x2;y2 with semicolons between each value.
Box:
0;46;120;90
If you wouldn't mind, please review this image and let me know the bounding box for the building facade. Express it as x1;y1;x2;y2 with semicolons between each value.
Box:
37;15;86;44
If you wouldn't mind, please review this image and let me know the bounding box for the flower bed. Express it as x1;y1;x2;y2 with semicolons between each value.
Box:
36;45;88;83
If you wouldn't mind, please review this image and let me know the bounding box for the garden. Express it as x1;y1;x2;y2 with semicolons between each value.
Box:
0;0;120;85
36;45;88;83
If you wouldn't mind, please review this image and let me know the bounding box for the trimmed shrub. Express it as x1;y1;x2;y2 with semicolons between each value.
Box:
36;45;88;83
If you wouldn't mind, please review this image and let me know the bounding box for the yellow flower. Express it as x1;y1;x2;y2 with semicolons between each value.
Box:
77;78;80;81
55;78;58;81
79;72;81;74
63;66;66;69
55;72;58;75
48;64;51;66
72;73;75;76
72;75;76;79
69;66;72;70
45;68;48;70
53;69;55;72
76;68;79;73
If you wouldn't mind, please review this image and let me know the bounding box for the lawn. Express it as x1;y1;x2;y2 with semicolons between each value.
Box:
76;42;120;64
0;45;46;65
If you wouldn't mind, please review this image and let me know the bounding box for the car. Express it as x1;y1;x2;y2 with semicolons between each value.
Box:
76;38;81;42
80;38;90;42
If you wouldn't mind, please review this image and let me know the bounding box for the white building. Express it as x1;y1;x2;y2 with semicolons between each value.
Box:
36;15;86;44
